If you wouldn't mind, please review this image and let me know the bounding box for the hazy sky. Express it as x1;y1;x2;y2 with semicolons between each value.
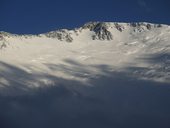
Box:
0;0;170;34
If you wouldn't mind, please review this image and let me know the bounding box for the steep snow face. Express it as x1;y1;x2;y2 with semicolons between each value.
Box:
0;22;170;94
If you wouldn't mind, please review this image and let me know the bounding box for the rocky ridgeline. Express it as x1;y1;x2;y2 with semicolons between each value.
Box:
0;32;7;49
80;22;163;41
44;29;73;42
0;22;164;43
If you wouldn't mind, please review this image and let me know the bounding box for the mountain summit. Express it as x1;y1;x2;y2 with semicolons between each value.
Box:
0;22;166;43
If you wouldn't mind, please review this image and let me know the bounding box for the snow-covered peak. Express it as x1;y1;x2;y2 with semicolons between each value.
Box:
82;22;165;31
0;22;169;43
81;22;113;40
76;22;167;41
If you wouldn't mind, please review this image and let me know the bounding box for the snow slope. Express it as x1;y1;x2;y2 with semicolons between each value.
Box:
0;22;170;128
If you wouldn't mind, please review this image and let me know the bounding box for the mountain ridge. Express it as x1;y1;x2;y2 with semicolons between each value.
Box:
0;22;169;42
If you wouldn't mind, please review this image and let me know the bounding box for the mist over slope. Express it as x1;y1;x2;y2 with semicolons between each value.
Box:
0;22;170;128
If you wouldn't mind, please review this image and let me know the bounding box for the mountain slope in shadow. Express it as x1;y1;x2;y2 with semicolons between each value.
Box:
0;53;170;128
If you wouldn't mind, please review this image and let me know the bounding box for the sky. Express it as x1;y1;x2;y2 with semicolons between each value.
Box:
0;0;170;34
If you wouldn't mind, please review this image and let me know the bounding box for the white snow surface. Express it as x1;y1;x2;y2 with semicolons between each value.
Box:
0;22;170;92
0;22;170;128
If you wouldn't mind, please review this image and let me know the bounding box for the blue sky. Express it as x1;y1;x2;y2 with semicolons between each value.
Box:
0;0;170;34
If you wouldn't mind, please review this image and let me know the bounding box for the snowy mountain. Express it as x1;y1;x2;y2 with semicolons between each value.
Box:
0;22;164;43
0;22;170;128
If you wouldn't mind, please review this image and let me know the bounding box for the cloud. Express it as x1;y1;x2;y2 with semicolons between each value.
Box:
137;0;151;12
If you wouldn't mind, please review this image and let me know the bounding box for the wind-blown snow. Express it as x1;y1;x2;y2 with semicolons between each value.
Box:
0;22;170;128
